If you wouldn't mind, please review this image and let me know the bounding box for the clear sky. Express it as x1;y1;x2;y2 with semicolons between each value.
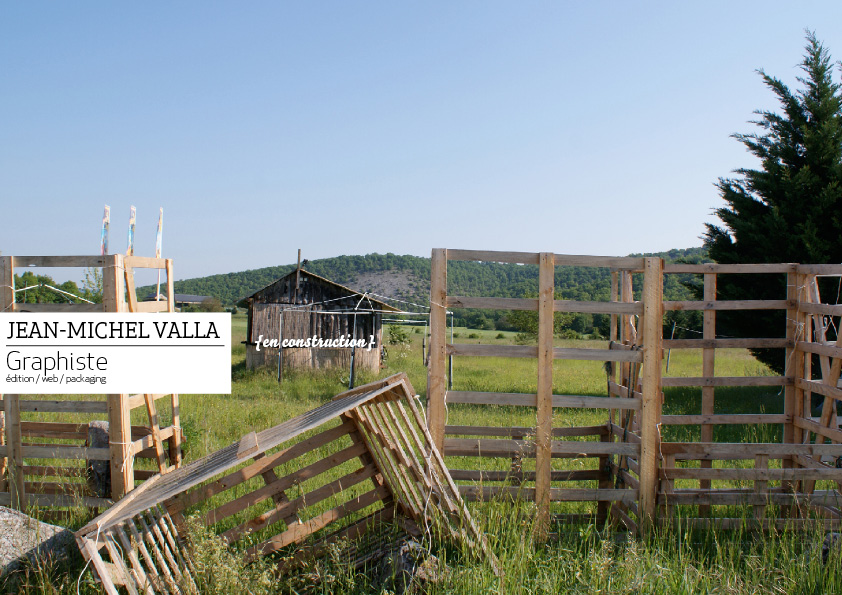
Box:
3;2;842;284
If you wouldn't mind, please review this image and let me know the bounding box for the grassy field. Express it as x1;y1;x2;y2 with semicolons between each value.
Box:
6;314;842;594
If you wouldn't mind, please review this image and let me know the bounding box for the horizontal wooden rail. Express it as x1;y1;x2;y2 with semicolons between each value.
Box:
607;381;642;399
661;414;787;425
459;486;638;504
796;379;842;401
20;445;111;460
12;400;108;414
797;341;842;359
797;264;842;275
663;338;791;350
123;256;169;269
661;491;842;507
443;438;639;458
11;255;107;268
21;422;88;440
663;300;792;312
446;391;641;410
447;343;643;363
661;376;790;388
445;249;644;269
127;393;171;410
798;302;842;316
0;492;111;508
444;424;608;437
136;301;170;313
661;467;842;480
449;469;603;482
663;263;796;274
794;417;842;443
13;303;103;312
446;296;643;315
661;442;842;457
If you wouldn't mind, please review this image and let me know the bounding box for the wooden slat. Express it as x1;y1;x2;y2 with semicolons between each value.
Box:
661;442;842;457
443;438;639;457
20;421;88;439
661;414;787;425
661;376;790;387
168;421;354;513
459;486;638;504
444;424;608;437
446;249;540;264
796;378;842;401
203;442;368;527
797;341;842;359
21;445;110;460
246;486;389;558
663;338;791;349
11;255;107;268
446;296;643;314
220;464;377;544
797;264;842;275
662;491;842;507
123;256;168;269
446;343;643;362
12;303;103;312
663;263;796;274
794;416;842;444
16;399;108;413
135;301;170;313
446;390;640;409
449;469;602;482
663;299;792;312
0;492;111;508
661;467;842;480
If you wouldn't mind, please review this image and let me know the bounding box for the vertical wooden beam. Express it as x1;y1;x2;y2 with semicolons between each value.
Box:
427;248;448;452
4;394;23;510
754;454;769;521
143;394;167;474
783;270;798;506
0;255;13;313
165;259;175;312
638;257;663;531
102;254;125;313
699;273;716;517
124;264;138;313
169;394;182;468
535;252;555;540
610;271;618;342
794;273;808;451
109;394;134;498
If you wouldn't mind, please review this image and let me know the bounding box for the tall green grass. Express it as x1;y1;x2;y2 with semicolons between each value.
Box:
6;315;841;594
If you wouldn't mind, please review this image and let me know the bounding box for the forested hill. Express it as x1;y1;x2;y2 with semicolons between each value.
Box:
138;247;709;309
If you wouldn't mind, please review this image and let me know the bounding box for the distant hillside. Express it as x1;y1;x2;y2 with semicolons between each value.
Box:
138;247;709;330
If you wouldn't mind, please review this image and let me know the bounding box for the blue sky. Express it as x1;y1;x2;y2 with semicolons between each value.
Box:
3;3;842;283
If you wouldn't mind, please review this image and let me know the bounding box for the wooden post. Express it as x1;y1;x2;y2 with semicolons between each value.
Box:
4;394;23;510
108;394;133;498
699;273;716;517
783;270;798;509
535;252;555;540
169;394;182;468
165;259;175;312
0;255;13;313
638;257;663;531
102;253;125;313
427;249;448;452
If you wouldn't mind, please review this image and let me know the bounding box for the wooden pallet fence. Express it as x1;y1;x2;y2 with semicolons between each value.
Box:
75;374;498;594
429;249;659;536
0;254;182;510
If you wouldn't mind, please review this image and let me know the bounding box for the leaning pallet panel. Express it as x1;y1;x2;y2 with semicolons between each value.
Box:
75;374;498;594
0;254;182;512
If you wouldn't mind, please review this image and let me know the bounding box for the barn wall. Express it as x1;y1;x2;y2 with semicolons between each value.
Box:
246;303;384;372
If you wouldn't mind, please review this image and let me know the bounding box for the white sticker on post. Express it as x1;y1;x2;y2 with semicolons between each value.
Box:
0;313;231;394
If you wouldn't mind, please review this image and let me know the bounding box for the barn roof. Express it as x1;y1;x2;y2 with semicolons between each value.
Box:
243;268;399;311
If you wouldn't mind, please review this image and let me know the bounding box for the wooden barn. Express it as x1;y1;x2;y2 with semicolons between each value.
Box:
244;268;397;372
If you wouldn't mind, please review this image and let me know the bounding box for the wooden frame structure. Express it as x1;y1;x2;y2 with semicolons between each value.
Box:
428;249;842;534
0;254;183;512
75;374;496;594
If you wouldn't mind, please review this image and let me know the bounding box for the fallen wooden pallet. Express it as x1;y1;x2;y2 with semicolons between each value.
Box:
75;373;498;593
